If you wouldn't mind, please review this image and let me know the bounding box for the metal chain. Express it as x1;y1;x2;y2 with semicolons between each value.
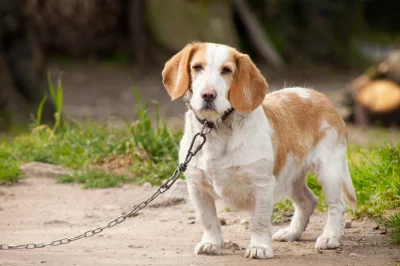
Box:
0;123;212;250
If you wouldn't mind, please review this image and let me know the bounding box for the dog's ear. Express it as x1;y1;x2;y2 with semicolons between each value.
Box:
162;44;197;100
229;53;268;113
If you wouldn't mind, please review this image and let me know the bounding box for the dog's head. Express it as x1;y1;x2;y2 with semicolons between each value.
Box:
162;43;268;122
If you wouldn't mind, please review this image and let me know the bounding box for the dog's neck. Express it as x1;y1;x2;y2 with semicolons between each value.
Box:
187;108;249;134
185;101;235;129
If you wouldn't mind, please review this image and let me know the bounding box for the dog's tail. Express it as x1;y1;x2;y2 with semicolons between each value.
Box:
343;161;357;210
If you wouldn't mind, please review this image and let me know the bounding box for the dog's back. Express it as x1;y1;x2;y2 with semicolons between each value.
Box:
263;87;347;176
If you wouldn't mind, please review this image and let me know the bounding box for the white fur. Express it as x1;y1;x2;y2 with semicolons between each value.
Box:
320;120;330;131
179;44;352;259
277;87;311;99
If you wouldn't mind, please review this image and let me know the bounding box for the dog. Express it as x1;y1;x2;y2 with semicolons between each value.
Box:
162;42;357;259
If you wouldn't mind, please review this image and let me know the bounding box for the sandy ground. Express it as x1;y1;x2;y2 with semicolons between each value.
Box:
1;176;399;266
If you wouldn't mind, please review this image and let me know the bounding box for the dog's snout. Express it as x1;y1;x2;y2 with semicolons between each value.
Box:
201;90;217;103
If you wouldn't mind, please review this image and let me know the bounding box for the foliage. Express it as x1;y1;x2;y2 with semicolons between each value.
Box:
0;148;21;184
386;212;400;244
348;144;400;219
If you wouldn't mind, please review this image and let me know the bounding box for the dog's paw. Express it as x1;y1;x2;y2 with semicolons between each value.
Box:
272;227;301;242
244;246;273;259
315;235;340;250
194;242;221;255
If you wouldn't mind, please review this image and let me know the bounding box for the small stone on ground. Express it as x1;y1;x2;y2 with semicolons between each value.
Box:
20;162;73;179
162;179;188;200
150;198;185;208
345;220;352;228
222;240;242;251
142;182;152;188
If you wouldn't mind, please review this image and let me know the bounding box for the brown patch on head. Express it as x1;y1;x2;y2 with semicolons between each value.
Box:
262;89;347;176
162;43;207;100
229;50;268;113
189;46;207;80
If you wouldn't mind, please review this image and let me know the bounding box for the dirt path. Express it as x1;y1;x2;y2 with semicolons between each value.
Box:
1;177;398;266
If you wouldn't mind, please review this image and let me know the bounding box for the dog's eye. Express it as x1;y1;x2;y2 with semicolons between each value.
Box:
192;65;203;72
221;67;232;74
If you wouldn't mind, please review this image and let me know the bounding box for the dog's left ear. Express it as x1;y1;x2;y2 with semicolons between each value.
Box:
229;53;268;113
162;44;196;100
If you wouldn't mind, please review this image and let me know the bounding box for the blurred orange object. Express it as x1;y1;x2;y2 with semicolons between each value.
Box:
356;80;400;113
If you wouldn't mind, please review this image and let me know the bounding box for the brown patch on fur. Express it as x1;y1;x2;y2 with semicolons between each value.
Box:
262;89;347;176
190;47;207;74
162;43;206;100
229;51;268;113
200;176;213;190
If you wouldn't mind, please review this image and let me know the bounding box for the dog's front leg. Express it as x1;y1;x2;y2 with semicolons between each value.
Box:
186;167;222;256
245;177;275;259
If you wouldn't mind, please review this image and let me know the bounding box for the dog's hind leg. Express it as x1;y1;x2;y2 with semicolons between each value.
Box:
314;148;347;250
273;171;318;242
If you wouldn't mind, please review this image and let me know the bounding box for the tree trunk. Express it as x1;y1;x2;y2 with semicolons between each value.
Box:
146;0;239;52
128;0;147;65
0;0;52;128
345;56;400;126
300;0;356;64
233;0;284;68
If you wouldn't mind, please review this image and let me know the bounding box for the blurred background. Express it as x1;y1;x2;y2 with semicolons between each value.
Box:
1;0;399;131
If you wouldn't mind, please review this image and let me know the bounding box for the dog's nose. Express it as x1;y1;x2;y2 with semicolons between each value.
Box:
201;90;217;102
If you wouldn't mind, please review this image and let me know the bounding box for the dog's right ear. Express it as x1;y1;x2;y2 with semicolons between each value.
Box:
162;44;196;100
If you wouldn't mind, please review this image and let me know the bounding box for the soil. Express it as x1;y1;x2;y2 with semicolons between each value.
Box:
1;176;399;266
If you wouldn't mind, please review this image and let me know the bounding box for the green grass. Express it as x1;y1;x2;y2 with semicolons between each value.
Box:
0;77;399;243
386;213;400;244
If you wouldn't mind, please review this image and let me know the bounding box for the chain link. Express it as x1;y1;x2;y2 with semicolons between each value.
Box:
0;123;212;250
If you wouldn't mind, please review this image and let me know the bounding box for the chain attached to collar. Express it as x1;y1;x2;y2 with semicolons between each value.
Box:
185;101;235;128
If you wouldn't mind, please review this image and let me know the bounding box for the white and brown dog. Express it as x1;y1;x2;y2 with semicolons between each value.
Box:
162;42;357;259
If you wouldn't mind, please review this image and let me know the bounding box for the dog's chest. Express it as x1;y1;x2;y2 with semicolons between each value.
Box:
191;133;266;210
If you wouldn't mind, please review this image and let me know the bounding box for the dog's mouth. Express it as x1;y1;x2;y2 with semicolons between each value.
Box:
197;102;222;122
200;102;216;111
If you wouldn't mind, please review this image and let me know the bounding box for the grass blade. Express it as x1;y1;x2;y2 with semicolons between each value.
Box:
47;72;57;104
36;95;47;125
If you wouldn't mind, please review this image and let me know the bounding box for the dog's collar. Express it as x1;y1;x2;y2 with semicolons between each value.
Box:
185;101;234;128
